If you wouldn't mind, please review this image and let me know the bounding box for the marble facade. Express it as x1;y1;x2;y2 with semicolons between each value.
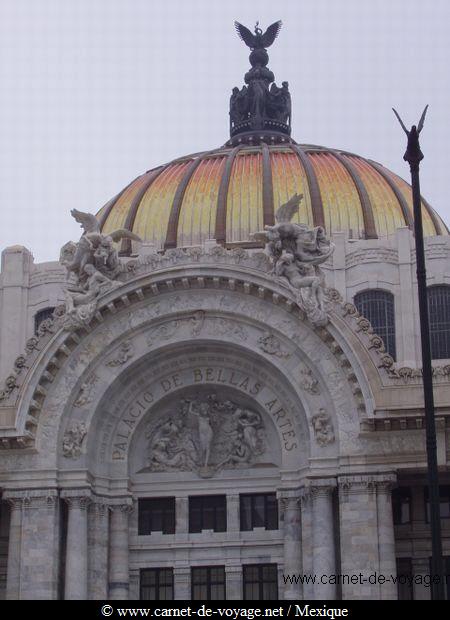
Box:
0;229;449;600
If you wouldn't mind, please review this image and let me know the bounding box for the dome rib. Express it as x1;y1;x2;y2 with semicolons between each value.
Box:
98;176;140;229
262;143;275;228
215;145;244;245
333;152;377;239
290;145;325;228
98;143;448;252
421;197;443;236
119;165;168;254
367;160;413;231
164;156;204;249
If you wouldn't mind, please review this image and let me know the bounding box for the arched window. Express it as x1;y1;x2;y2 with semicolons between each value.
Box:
354;290;396;360
428;286;450;359
34;307;55;335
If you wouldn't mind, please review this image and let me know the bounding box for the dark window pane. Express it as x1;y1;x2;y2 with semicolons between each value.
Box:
138;498;175;535
240;495;252;531
392;487;411;525
266;495;279;530
354;290;396;360
396;558;413;600
428;286;450;359
192;566;225;601
425;486;450;521
240;493;278;531
189;496;227;533
253;495;265;527
140;568;173;601
243;563;278;600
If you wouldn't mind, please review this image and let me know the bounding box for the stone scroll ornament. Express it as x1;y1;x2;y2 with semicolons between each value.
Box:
59;210;141;330
145;395;266;478
254;194;335;326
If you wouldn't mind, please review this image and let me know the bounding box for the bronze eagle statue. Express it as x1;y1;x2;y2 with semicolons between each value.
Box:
234;20;282;50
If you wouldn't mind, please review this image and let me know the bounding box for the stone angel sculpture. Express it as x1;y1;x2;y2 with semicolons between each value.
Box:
64;209;141;279
59;209;141;330
254;193;335;326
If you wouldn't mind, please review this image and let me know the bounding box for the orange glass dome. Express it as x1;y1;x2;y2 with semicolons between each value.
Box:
97;143;448;255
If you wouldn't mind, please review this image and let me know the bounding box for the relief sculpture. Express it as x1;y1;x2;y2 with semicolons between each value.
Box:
254;194;335;326
145;394;266;478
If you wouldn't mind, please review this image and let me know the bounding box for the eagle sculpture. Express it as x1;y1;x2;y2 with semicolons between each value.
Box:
234;20;282;50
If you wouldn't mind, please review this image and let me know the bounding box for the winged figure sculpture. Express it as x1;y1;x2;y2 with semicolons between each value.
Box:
234;20;282;50
63;209;141;277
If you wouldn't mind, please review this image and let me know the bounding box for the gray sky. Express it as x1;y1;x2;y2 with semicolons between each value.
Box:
1;0;449;262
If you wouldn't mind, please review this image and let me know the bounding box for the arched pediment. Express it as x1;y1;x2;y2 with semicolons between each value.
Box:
0;261;380;468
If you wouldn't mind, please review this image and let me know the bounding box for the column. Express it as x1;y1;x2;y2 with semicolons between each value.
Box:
174;566;191;600
4;489;59;600
338;475;378;599
63;492;90;600
4;495;23;600
227;494;240;533
88;500;109;600
175;497;188;535
280;493;302;599
311;479;337;600
109;503;132;599
225;565;242;600
300;490;314;600
375;475;397;600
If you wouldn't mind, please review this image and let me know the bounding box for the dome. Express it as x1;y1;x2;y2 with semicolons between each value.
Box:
97;143;448;255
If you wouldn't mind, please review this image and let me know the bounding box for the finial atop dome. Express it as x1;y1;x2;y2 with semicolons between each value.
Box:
228;20;293;146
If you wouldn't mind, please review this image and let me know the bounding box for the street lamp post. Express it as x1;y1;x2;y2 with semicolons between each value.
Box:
393;106;445;600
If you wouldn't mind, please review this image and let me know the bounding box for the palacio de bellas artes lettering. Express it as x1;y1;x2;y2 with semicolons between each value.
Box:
1;12;450;605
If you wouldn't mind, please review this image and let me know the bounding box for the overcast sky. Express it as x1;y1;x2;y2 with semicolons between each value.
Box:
1;0;449;263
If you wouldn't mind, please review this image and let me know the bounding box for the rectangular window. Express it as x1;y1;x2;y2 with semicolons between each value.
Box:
138;498;175;535
191;566;226;600
430;557;450;600
140;568;174;600
240;493;278;531
189;495;227;533
396;558;413;600
424;486;450;522
243;563;278;600
392;487;412;525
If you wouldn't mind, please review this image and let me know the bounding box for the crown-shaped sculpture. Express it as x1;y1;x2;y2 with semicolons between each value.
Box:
229;20;293;145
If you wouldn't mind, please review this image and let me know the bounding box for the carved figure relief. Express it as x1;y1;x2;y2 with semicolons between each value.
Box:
254;194;335;326
106;340;135;367
298;365;320;394
147;320;180;347
257;331;290;358
214;317;248;341
62;422;87;458
73;374;99;407
145;394;266;478
59;209;141;330
311;408;335;446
